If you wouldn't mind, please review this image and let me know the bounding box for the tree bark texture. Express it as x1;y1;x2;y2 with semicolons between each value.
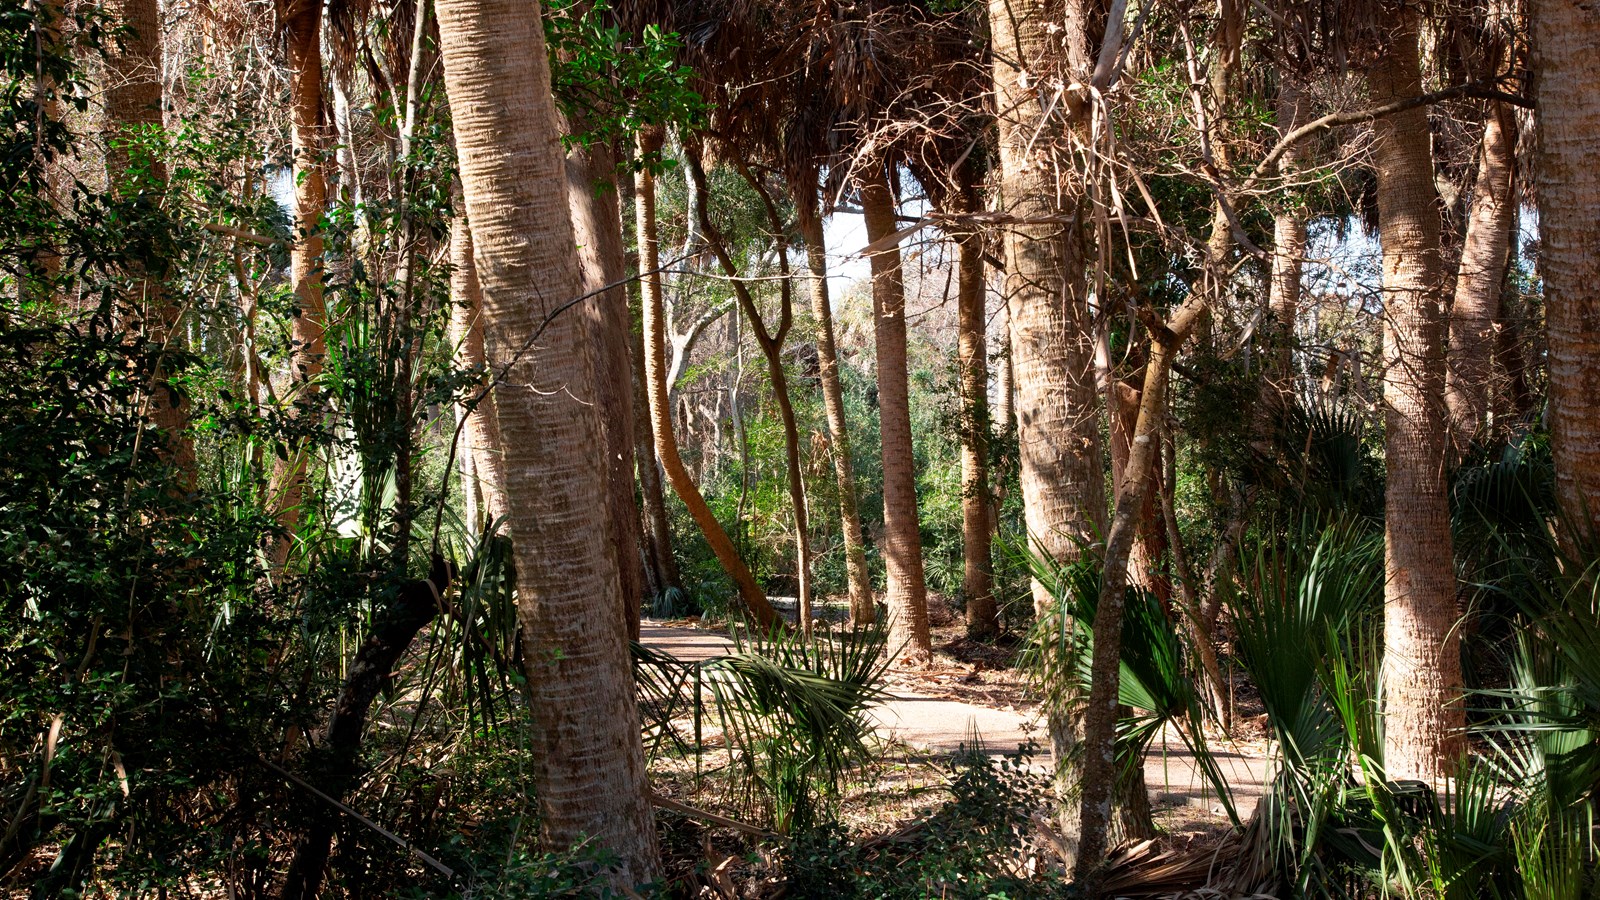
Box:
1369;13;1465;785
956;217;997;638
567;138;646;642
860;166;932;660
1529;0;1600;541
1268;81;1309;389
635;136;780;630
799;204;876;626
104;0;197;489
447;208;511;530
437;0;660;882
1446;102;1518;454
270;0;329;566
989;0;1108;623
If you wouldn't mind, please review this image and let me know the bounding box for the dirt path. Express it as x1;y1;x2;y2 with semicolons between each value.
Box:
639;622;1269;822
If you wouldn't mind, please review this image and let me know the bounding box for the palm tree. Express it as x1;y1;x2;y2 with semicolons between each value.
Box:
1446;101;1518;455
1369;9;1464;784
1529;0;1600;541
954;176;997;638
567;134;647;640
797;183;876;626
447;209;510;529
103;0;196;488
268;0;330;565
435;0;660;882
860;163;933;660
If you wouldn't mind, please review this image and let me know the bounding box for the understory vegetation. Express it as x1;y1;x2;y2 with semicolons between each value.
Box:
5;0;1600;896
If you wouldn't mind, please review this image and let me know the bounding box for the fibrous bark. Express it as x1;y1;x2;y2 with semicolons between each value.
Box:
860;165;932;660
1446;102;1518;455
955;188;997;638
1370;12;1465;784
447;206;510;531
437;0;660;881
567;136;646;641
799;198;876;626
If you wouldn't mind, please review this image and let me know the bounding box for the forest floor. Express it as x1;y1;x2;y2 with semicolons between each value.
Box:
641;615;1273;840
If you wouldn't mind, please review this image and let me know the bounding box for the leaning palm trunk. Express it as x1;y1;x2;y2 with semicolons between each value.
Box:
1369;11;1464;784
860;165;933;661
1528;0;1600;540
104;0;195;489
798;200;875;626
269;0;329;566
567;135;646;641
636;131;780;630
1446;102;1518;455
436;0;660;882
1268;80;1309;388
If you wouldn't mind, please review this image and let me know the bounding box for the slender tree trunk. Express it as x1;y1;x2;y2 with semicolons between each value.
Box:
1269;81;1309;388
631;325;682;597
799;202;876;626
437;0;659;882
448;207;510;529
636;132;780;629
690;155;812;633
1110;379;1170;605
104;0;196;489
567;137;646;641
620;159;681;599
1532;0;1600;542
270;0;329;566
860;166;932;661
955;193;997;638
1369;13;1464;785
1446;102;1518;454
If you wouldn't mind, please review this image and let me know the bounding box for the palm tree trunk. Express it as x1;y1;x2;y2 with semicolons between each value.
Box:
990;0;1106;865
436;0;659;882
270;0;329;566
989;0;1108;625
799;202;876;626
955;196;997;638
1446;102;1518;455
1369;12;1464;784
567;137;646;641
1532;0;1600;542
1269;81;1309;388
104;0;196;489
860;165;932;661
448;207;511;529
635;131;780;629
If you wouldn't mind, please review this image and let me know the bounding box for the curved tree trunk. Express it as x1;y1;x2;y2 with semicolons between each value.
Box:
567;137;646;641
636;132;780;629
798;201;876;626
1446;102;1518;455
104;0;196;489
954;186;997;638
860;165;932;661
447;207;511;530
1369;12;1464;785
689;154;813;633
436;0;660;883
269;0;329;567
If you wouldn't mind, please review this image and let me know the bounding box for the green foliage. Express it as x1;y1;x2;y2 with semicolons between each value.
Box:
785;747;1072;900
635;620;889;833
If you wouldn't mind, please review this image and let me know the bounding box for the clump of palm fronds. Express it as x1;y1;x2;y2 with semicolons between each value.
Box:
634;619;889;832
